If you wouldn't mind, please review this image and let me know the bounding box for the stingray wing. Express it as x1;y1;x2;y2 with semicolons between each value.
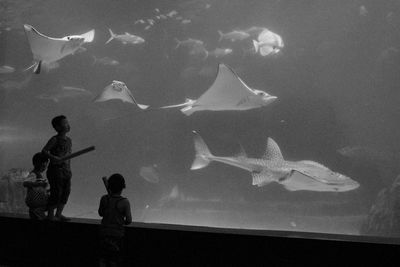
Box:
80;29;95;43
194;63;255;110
24;24;68;62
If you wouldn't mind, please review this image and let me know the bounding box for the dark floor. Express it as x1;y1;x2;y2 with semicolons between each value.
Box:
0;213;399;267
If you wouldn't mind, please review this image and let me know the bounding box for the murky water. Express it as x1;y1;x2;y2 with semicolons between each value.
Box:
1;0;400;237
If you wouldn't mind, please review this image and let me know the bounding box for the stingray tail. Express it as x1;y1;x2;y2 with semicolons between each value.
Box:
191;131;213;170
180;105;197;116
105;29;115;44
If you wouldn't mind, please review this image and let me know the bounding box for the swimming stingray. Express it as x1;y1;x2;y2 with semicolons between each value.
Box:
93;80;149;110
160;63;277;115
24;24;95;74
191;131;359;192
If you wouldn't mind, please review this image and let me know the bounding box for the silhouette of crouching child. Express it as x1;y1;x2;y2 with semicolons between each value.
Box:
98;173;132;267
23;152;50;220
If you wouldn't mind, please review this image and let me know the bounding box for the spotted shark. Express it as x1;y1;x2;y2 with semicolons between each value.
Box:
191;131;359;192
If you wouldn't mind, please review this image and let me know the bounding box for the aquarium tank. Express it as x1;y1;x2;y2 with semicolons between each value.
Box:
1;0;400;239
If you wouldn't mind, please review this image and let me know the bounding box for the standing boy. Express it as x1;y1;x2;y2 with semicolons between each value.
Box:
98;173;132;266
42;115;72;221
23;152;49;220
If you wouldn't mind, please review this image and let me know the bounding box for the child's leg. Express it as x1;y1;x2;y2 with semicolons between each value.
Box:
55;178;71;220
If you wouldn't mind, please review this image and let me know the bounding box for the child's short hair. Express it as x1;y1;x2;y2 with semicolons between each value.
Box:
51;115;67;130
108;173;126;193
32;152;48;167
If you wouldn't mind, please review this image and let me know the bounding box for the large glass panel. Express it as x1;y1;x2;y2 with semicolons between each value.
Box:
1;0;399;239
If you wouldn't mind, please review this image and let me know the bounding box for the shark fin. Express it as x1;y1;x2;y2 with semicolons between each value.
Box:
191;131;212;170
263;137;283;161
234;143;247;158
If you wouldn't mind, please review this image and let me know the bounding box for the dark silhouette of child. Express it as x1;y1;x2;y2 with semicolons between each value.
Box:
23;152;49;220
98;173;132;267
42;115;72;221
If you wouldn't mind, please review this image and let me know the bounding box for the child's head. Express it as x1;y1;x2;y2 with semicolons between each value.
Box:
32;152;49;172
51;115;70;134
107;173;126;194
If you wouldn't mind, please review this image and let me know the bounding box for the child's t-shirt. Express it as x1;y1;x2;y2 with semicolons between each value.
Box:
23;172;49;208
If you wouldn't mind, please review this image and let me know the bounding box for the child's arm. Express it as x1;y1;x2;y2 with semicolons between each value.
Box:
42;137;62;162
98;195;106;217
122;200;132;225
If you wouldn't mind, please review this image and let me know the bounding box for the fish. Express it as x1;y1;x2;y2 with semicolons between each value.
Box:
181;19;192;24
155;8;160;13
174;38;204;49
159;63;277;116
359;5;368;16
337;146;395;164
93;80;149;110
139;165;160;183
166;10;178;17
253;29;284;56
1;75;32;91
218;30;250;42
0;65;15;74
191;131;360;192
36;86;93;102
159;15;168;19
144;25;152;31
23;24;94;74
244;26;267;36
0;125;46;144
188;44;209;59
147;19;155;25
92;56;120;66
207;48;233;58
134;19;146;24
105;29;145;45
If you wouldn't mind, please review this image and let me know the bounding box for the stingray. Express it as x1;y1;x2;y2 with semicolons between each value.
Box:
24;24;95;74
93;80;149;110
160;63;277;115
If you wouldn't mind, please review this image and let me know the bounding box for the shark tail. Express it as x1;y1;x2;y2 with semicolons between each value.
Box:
174;38;181;49
218;30;224;42
252;40;259;53
191;131;213;170
105;29;115;44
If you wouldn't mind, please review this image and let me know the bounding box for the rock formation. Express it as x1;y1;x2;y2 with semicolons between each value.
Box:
360;175;400;237
0;168;29;214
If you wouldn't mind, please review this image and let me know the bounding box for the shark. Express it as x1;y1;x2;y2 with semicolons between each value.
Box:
23;24;94;74
159;63;277;116
191;131;360;192
93;80;149;110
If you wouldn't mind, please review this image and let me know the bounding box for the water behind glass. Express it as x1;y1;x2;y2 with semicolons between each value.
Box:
1;0;400;237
